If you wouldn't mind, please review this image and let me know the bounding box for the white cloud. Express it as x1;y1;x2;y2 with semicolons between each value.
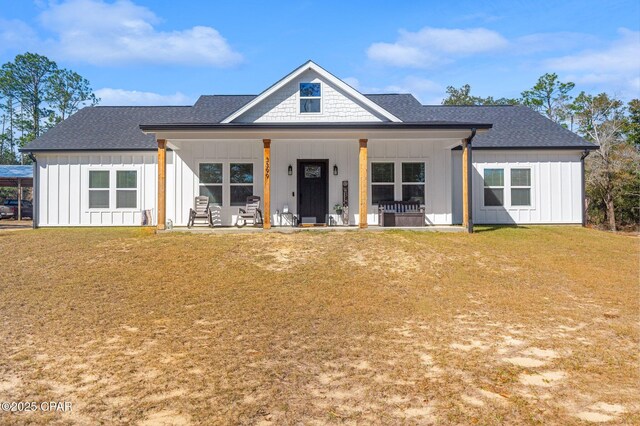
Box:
382;76;442;94
544;28;640;97
514;32;598;55
0;18;39;53
367;27;508;68
37;0;242;66
545;29;639;73
95;88;193;105
342;77;361;90
351;76;444;104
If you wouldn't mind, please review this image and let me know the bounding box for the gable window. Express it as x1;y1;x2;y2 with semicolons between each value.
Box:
300;82;321;113
199;163;223;206
230;163;254;206
510;168;531;206
89;170;110;209
402;162;425;203
116;171;137;209
371;163;394;204
483;168;504;207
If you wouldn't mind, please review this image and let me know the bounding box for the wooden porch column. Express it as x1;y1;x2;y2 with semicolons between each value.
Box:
157;139;166;230
358;139;368;229
462;139;473;233
263;139;271;229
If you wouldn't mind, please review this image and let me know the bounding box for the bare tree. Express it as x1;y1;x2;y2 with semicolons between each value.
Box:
572;92;639;231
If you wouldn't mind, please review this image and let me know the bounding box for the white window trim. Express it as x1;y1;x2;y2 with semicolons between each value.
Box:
85;166;141;212
298;81;323;115
482;167;505;209
510;167;533;208
197;161;224;206
401;161;427;204
197;160;258;207
369;159;429;208
229;162;255;207
88;170;110;210
479;165;535;210
115;170;139;209
370;161;395;204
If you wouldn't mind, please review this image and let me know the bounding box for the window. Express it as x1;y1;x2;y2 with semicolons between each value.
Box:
116;170;137;209
483;168;504;207
371;163;394;204
304;165;321;178
89;170;138;209
402;162;425;203
199;163;223;205
511;168;531;206
89;171;109;208
230;163;254;206
300;82;321;113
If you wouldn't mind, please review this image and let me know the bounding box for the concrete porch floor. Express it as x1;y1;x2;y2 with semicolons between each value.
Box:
161;225;465;234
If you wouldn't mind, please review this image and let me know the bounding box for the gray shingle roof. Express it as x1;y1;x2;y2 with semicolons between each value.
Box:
22;93;595;151
24;106;192;151
419;105;594;149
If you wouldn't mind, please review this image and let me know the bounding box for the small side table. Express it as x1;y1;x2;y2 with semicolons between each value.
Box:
278;211;296;227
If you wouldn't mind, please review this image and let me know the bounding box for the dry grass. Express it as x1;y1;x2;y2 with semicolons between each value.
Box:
0;226;638;425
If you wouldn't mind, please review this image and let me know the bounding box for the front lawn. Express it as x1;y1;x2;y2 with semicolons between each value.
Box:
0;227;638;425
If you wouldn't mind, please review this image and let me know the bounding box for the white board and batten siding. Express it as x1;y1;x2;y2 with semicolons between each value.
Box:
270;139;359;225
36;152;157;226
452;150;583;224
167;138;459;226
169;139;361;226
167;140;263;227
368;139;455;225
35;147;585;227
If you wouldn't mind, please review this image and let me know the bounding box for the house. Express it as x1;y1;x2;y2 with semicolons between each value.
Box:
22;61;596;232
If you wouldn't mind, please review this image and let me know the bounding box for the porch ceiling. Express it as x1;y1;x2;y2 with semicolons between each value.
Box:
140;122;491;141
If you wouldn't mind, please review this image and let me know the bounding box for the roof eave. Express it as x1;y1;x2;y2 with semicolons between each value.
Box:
451;144;599;151
21;147;156;153
139;122;493;131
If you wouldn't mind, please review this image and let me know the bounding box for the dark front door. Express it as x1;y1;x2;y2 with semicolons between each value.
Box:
297;160;328;224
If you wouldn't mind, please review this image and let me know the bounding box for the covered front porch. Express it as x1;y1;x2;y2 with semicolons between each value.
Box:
142;124;483;233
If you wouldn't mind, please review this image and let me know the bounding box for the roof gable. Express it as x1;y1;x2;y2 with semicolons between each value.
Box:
222;61;401;123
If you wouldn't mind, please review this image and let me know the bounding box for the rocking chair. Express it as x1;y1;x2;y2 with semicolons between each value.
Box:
187;196;213;228
235;196;263;227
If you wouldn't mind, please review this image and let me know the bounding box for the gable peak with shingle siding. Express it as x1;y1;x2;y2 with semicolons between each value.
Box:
221;60;402;123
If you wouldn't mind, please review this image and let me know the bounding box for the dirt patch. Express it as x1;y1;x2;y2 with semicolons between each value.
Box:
519;371;567;387
139;410;190;425
503;356;547;367
521;347;558;359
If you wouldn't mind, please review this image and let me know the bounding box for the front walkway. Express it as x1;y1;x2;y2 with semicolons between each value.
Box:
161;225;465;234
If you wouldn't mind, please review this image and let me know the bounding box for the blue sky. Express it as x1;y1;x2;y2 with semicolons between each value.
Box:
1;0;638;106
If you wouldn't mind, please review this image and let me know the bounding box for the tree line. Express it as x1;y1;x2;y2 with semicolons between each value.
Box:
0;52;99;165
443;75;639;231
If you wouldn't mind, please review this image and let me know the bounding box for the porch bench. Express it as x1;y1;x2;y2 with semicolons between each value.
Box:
378;201;425;227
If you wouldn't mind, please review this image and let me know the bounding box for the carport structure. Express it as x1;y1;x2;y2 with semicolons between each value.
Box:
0;165;33;221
